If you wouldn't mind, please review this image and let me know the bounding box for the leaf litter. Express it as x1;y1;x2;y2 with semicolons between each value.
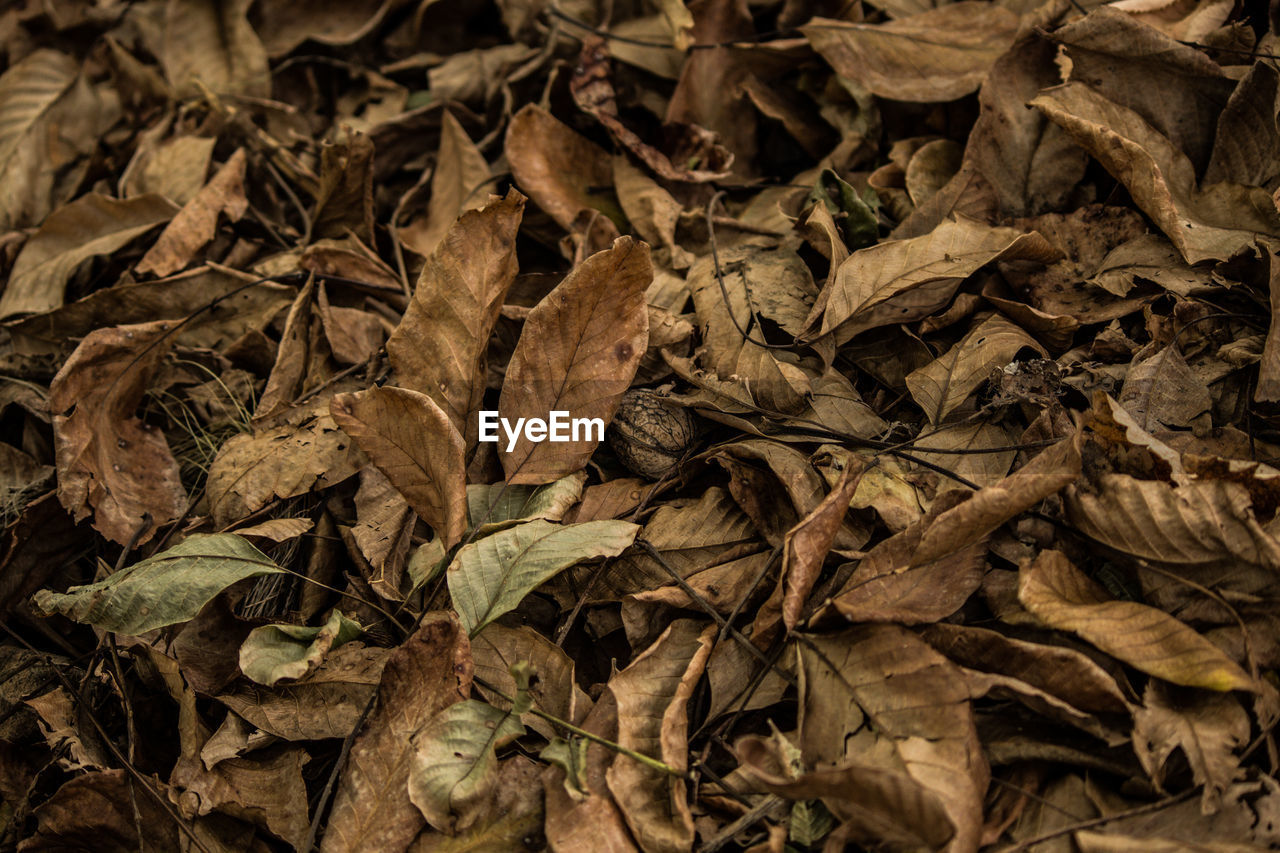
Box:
1;1;1280;852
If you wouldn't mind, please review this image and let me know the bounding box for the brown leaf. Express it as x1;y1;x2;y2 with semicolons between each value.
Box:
160;0;270;98
802;217;1060;346
321;612;472;853
573;38;731;183
920;623;1133;715
397;110;492;257
665;0;757;178
1018;550;1255;692
736;734;956;850
331;386;468;549
386;189;524;445
505;103;623;235
23;770;180;852
1134;681;1249;811
171;744;311;850
1031;81;1280;264
136;148;248;278
313;129;377;245
0;193;177;319
316;282;386;366
471;623;590;737
217;644;388;741
206;400;365;529
906;313;1046;425
498;236;652;484
802;3;1019;103
48;320;187;545
799;625;989;853
605;620;716;853
1119;344;1212;431
349;467;416;599
781;455;867;630
542;689;639;852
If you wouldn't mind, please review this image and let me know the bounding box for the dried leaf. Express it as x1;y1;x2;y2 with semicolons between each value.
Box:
408;699;525;833
605;620;716;853
1031;81;1280;264
331;386;469;549
907;313;1046;424
802;4;1019;103
803;217;1060;346
0;193;177;319
49;319;187;545
161;0;269;97
498;236;652;484
1134;681;1249;811
321;613;472;853
136;148;249;278
399;110;492;257
207;402;365;529
1018;550;1254;692
386;189;524;445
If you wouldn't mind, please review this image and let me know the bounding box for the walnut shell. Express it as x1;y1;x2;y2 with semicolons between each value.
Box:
608;390;697;479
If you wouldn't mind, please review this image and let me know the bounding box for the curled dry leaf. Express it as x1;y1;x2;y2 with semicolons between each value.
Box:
320;612;472;853
135;147;249;278
0;193;177;319
605;620;716;853
802;217;1060;346
802;3;1020;103
1018;550;1254;692
331;386;469;549
498;236;652;484
48;319;187;545
386;189;524;446
1031;82;1280;265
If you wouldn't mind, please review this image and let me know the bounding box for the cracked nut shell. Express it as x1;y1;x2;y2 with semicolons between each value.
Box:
607;390;697;479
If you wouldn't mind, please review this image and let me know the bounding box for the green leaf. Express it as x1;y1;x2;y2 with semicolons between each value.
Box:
447;519;639;635
32;533;284;635
408;699;525;833
807;168;879;250
239;609;364;687
540;737;590;798
465;472;587;537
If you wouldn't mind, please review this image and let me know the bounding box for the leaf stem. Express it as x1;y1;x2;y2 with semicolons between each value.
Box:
477;678;692;781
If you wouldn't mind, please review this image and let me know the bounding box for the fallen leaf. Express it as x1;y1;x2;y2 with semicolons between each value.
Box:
802;4;1019;103
331;386;469;549
0;193;177;319
605;620;716;853
32;533;284;635
136;148;249;278
386;189;524;445
802;217;1060;346
48;319;187;545
1134;681;1249;811
1018;550;1255;692
447;518;639;635
498;236;652;484
321;612;472;853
